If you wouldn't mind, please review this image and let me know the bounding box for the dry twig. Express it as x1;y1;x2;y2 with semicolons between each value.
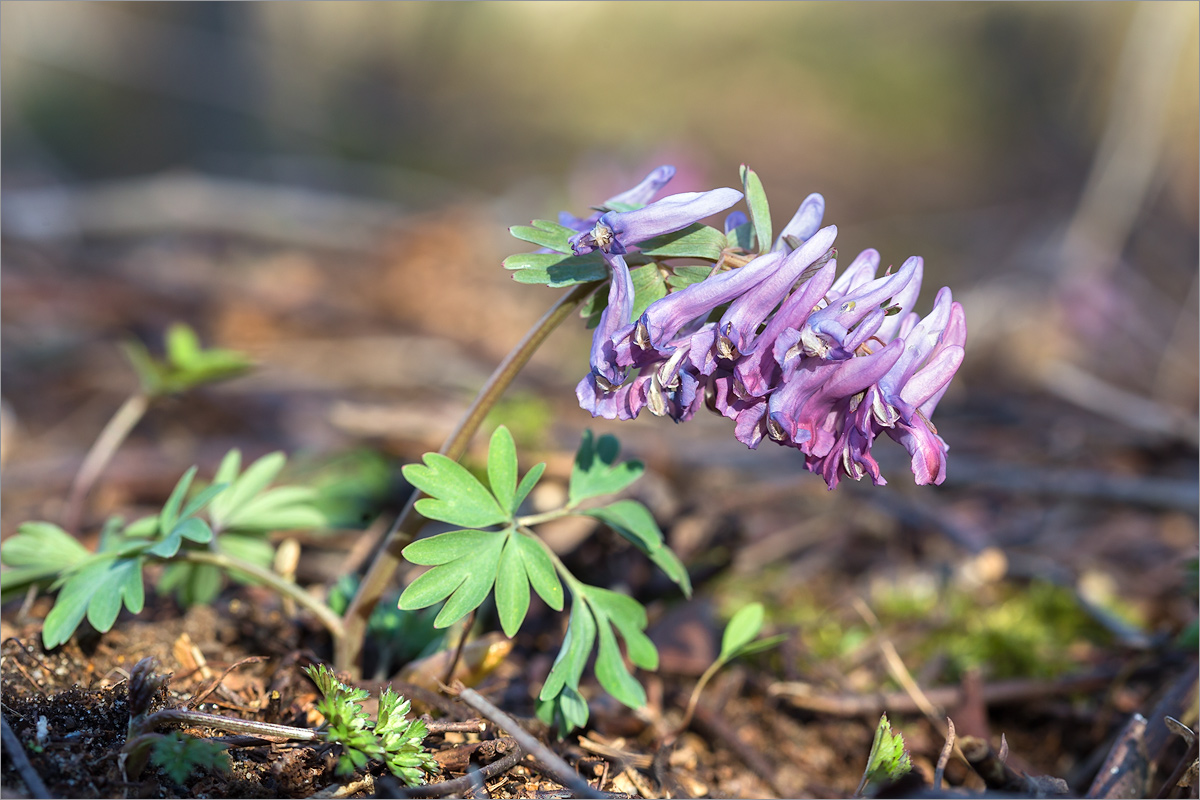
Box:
447;682;609;799
1;713;52;799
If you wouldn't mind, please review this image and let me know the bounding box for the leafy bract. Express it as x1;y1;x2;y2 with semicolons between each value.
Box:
725;221;755;252
404;454;509;528
508;221;574;254
505;252;609;287
568;431;644;506
638;224;727;261
582;501;691;596
740;165;772;254
665;265;716;291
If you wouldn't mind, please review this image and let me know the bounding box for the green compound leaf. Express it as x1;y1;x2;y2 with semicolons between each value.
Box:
158;561;223;607
404;454;509;528
398;532;505;629
568;431;644;506
42;555;146;649
505;252;610;287
0;522;92;569
540;600;597;702
581;500;691;596
160;467;199;536
514;532;563;611
0;522;93;600
536;683;590;735
860;713;913;791
584;586;657;671
403;530;499;566
218;533;276;571
163;323;253;391
720;602;765;662
494;535;530;638
208;450;282;527
508;221;574;254
593;614;646;710
150;731;230;784
638;223;727;261
740;165;772;254
206;450;328;533
124;324;252;397
487;426;519;515
226;487;327;532
512;462;546;513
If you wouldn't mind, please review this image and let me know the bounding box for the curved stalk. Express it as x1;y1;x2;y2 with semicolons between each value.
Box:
335;281;602;674
177;549;344;638
63;393;150;533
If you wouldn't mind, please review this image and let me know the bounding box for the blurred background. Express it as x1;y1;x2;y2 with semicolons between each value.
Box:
1;3;1197;792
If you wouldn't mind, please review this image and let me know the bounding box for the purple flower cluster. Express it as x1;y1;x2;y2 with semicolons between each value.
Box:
568;167;966;489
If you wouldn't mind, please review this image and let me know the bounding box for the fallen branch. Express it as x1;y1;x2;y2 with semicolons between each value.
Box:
447;682;610;799
770;668;1123;716
1;713;52;799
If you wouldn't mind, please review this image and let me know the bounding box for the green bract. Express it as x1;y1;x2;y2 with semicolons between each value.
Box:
740;164;772;253
638;223;727;261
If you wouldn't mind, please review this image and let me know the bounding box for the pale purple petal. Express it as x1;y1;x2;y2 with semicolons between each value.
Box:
773;193;826;252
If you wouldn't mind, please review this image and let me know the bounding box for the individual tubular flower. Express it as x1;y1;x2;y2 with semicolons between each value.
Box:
772;193;826;253
558;165;678;233
570;187;744;256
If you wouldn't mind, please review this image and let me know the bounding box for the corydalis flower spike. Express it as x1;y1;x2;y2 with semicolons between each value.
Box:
559;169;966;489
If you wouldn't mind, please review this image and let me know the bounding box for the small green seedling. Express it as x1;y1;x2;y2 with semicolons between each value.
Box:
122;323;253;398
305;663;438;786
855;713;913;796
679;602;787;731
